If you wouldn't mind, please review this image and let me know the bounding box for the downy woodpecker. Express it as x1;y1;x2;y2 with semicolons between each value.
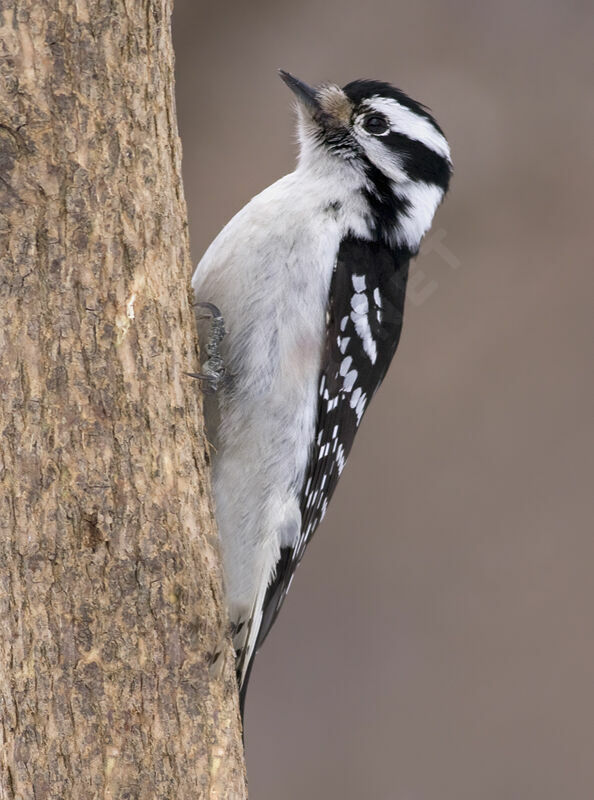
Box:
192;71;452;714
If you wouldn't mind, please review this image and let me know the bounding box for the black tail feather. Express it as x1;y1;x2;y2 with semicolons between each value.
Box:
238;650;256;730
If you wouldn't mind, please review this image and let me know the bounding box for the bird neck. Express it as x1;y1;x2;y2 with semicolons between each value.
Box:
363;168;444;256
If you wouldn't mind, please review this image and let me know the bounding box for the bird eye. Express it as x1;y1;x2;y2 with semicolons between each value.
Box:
362;114;389;135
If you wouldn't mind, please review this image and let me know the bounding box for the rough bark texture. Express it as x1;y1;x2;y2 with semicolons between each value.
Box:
0;1;246;797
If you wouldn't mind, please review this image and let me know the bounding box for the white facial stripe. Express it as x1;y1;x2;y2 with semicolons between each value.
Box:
365;97;451;161
359;136;409;183
393;181;444;249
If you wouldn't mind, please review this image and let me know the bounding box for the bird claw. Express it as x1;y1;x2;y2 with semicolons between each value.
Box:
190;301;226;393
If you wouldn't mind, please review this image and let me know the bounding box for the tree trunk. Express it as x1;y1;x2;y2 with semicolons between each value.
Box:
0;1;246;797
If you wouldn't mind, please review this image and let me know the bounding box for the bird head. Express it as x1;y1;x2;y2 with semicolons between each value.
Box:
279;71;452;251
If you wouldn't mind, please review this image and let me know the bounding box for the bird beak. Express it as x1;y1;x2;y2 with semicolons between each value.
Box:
279;70;322;115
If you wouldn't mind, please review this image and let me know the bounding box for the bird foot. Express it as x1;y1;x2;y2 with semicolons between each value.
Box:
187;301;226;393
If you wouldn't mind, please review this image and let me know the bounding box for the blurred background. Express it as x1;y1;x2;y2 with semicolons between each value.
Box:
173;2;594;797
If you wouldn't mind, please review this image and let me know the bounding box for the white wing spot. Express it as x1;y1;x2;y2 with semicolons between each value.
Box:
350;386;362;409
351;294;368;314
352;274;366;292
352;307;378;364
339;336;351;354
343;370;358;392
337;444;346;475
339;356;353;376
355;393;367;423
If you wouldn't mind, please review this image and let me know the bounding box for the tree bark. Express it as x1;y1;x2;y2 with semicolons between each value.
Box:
0;1;246;797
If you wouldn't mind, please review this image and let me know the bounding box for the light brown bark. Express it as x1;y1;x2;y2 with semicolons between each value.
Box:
0;1;245;797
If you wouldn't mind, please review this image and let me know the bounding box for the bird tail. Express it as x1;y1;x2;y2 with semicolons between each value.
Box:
238;652;256;721
231;569;269;722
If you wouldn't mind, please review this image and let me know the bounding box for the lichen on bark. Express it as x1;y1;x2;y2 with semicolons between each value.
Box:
0;1;246;797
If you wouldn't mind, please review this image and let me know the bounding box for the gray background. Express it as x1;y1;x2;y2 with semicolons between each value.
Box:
173;2;594;797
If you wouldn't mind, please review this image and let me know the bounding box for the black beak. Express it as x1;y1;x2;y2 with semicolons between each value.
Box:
279;70;321;115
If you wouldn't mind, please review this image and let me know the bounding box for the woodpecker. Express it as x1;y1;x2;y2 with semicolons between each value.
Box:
192;71;452;715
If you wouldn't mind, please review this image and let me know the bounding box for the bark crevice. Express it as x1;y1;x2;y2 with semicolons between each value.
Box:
0;1;246;797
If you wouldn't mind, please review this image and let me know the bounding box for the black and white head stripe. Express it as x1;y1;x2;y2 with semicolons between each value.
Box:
343;80;450;153
340;80;452;250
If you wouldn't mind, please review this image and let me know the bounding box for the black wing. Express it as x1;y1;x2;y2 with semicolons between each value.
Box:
256;236;410;651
